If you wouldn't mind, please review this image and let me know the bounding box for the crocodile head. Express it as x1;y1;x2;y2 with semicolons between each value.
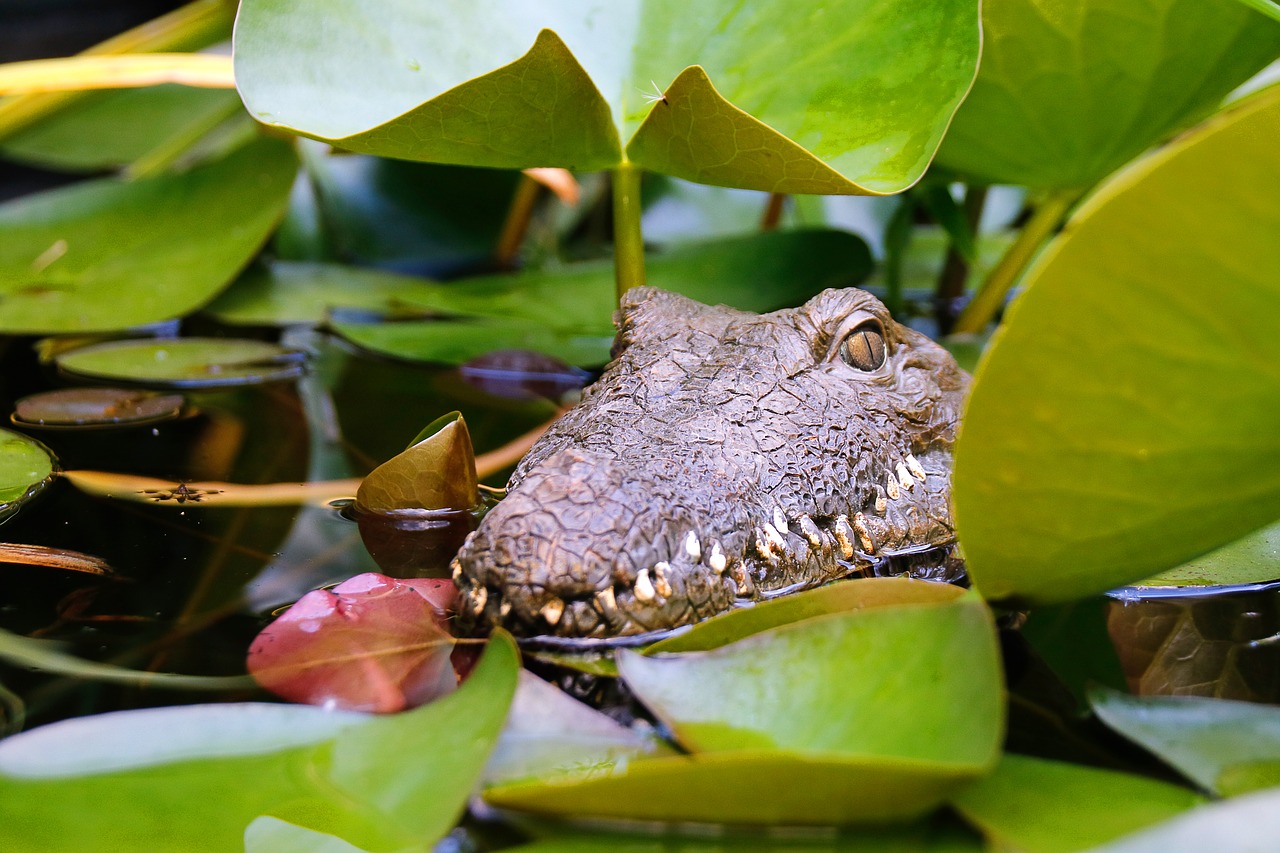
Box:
453;286;969;639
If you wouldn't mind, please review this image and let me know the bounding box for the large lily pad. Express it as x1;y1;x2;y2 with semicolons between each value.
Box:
935;0;1280;189
0;136;297;333
233;0;980;194
1090;688;1280;796
0;429;55;524
954;84;1280;607
950;754;1202;853
56;339;306;388
0;632;518;853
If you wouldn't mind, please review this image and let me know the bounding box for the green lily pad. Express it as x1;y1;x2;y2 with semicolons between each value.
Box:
935;0;1280;189
356;413;478;513
1090;687;1280;796
1082;787;1280;853
618;591;1001;761
954;84;1280;607
1241;0;1280;23
233;0;980;194
0;136;297;333
1138;520;1280;588
0;631;518;853
950;754;1202;853
334;228;872;366
0;429;55;524
502;823;985;853
55;338;306;388
0;86;246;173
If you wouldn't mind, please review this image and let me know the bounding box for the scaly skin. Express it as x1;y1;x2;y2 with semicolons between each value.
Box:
453;287;968;638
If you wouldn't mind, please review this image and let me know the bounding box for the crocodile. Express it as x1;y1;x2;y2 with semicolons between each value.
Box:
452;286;969;639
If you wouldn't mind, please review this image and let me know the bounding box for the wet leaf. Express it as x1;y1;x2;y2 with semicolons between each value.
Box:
13;388;184;427
1083;786;1280;853
335;229;872;366
356;413;478;513
646;576;966;654
247;573;458;713
618;590;1001;762
0;631;519;853
954;85;1280;607
0;428;55;524
457;351;589;403
950;754;1202;853
234;1;980;194
935;0;1280;189
1090;687;1280;796
1139;520;1280;588
55;338;306;388
0;136;297;333
0;86;244;172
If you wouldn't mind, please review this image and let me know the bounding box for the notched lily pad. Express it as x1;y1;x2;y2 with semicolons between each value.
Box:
54;338;307;388
13;388;184;428
0;428;56;524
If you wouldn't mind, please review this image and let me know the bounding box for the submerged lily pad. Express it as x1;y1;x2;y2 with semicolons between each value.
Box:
954;84;1280;607
13;388;184;428
0;136;297;334
950;754;1202;853
1090;687;1280;796
0;429;55;524
0;632;518;853
55;338;306;388
234;0;980;194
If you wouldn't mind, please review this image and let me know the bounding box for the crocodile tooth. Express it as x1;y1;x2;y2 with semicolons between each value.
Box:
895;461;915;492
634;568;657;602
499;601;512;618
683;531;702;562
753;527;776;561
450;559;464;585
732;565;755;596
905;453;927;481
885;474;901;501
469;585;488;615
707;541;727;574
772;507;790;535
653;562;674;597
762;521;788;553
875;492;888;514
832;515;856;560
594;586;620;620
851;512;877;554
540;597;565;626
797;514;823;549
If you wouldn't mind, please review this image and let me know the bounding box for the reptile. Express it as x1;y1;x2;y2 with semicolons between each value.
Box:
452;286;968;639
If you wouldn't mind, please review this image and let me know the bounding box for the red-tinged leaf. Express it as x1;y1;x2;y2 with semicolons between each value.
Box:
248;572;458;713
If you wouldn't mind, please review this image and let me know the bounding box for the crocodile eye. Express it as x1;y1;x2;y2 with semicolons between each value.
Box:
839;321;887;371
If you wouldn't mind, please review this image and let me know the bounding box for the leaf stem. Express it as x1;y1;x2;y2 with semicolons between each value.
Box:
934;184;988;335
612;161;646;300
951;189;1079;335
0;0;235;143
494;173;542;269
760;193;786;231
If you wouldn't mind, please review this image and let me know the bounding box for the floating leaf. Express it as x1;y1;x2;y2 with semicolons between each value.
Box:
950;754;1202;853
335;229;872;366
502;823;985;853
356;413;478;513
247;573;458;713
0;428;55;524
0;135;297;333
457;351;589;403
13;388;184;428
55;338;306;388
1138;520;1280;588
0;631;518;853
954;84;1280;607
935;0;1280;189
1090;687;1280;796
618;590;1001;762
233;0;980;194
